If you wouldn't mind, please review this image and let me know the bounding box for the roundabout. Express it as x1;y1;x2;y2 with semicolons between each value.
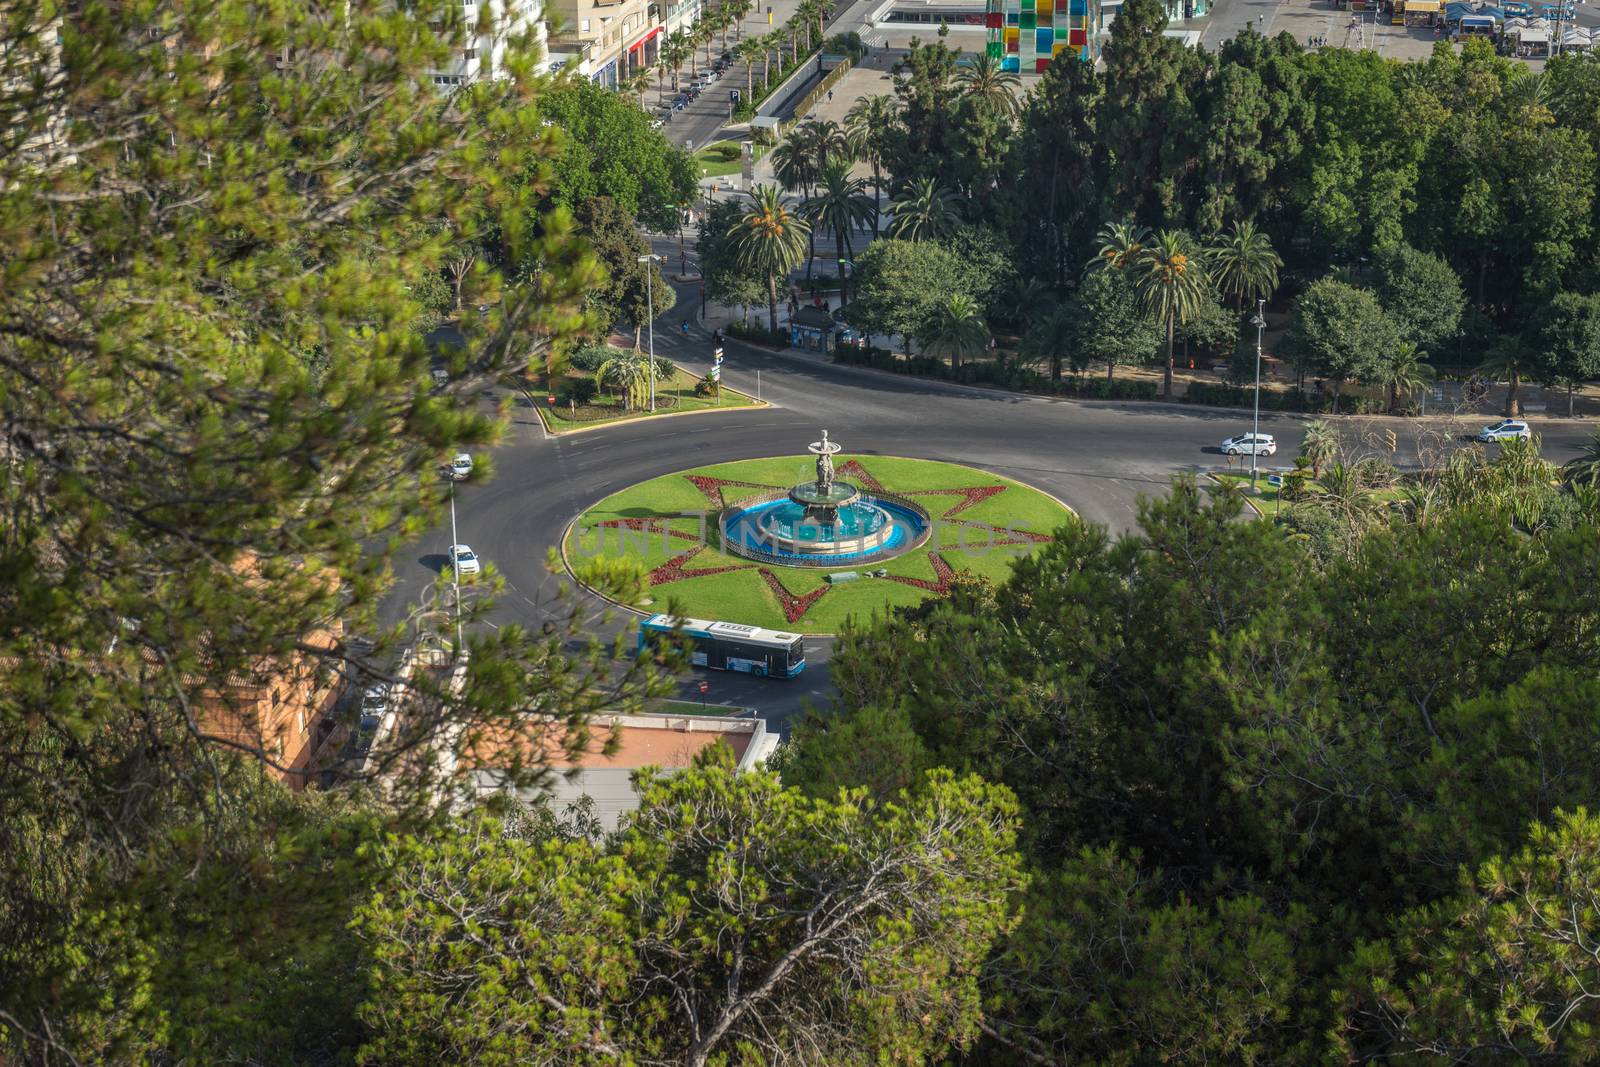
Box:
564;441;1075;634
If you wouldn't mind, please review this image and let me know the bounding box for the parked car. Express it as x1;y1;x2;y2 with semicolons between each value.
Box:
450;453;473;481
670;96;686;110
448;544;481;577
650;117;664;129
361;684;389;719
1220;432;1277;456
1476;419;1531;442
1503;2;1532;14
430;368;448;389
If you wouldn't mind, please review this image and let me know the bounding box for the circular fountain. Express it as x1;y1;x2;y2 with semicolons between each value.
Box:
720;431;931;566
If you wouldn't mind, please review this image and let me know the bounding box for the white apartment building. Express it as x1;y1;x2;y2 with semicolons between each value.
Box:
430;0;549;88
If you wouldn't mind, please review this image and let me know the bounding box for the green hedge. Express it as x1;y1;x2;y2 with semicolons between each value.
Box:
830;346;1158;398
728;320;788;347
1182;381;1386;414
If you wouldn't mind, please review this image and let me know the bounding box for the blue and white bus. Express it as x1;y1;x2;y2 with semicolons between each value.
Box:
638;614;807;678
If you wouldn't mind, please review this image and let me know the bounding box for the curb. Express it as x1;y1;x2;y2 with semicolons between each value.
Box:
805;353;1600;424
557;454;1080;640
531;375;769;438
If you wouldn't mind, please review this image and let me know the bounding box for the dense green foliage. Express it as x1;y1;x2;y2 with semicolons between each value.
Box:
790;463;1600;1062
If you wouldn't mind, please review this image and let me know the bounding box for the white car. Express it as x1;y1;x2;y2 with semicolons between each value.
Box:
430;368;449;389
450;453;473;481
1220;432;1277;457
1476;419;1531;442
448;544;481;577
360;684;389;727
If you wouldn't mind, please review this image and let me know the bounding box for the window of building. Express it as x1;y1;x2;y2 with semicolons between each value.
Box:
464;47;477;58
581;17;591;29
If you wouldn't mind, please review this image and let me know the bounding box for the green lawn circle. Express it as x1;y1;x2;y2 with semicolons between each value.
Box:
563;455;1075;635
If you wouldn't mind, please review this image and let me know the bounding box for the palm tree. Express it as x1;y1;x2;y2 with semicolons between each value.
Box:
1298;419;1338;479
761;30;782;89
803;157;874;303
663;32;691;93
1132;229;1210;399
1006;277;1056;330
1377;342;1435;415
594;352;653;411
624;68;652;108
845;94;899;236
1021;303;1075;384
733;37;762;100
888;177;960;241
728;184;811;334
1205;220;1282;312
693;18;716;75
957;52;1021;119
1562;427;1600;489
795;118;848;168
1085;219;1151;275
1308;461;1385;533
1479;334;1534;417
920;294;989;371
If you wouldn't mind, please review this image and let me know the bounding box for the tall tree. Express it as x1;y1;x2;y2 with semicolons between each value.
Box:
1374;243;1467;357
1133;229;1212;398
0;0;673;1056
1000;56;1104;289
919;293;990;371
847;238;966;355
1279;278;1399;409
888;176;962;242
803;157;875;303
358;758;1024;1066
1061;268;1162;381
845;94;902;236
1205;219;1282;312
1531;291;1600;417
575;195;674;347
727;184;811;333
1099;0;1204;225
957;52;1021;120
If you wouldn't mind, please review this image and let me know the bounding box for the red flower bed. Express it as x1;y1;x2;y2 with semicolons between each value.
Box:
758;568;831;624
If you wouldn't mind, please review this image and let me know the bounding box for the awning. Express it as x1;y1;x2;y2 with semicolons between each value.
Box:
1406;1;1442;12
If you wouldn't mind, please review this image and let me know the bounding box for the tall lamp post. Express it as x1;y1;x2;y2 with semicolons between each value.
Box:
638;253;662;411
447;473;463;652
1250;298;1267;493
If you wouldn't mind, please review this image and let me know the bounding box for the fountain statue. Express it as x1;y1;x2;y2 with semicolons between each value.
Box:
718;430;931;567
813;430;837;496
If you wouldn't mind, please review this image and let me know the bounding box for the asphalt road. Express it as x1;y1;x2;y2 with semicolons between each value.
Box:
394;279;1598;731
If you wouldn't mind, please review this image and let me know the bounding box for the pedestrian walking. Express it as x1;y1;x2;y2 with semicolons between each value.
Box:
826;90;834;102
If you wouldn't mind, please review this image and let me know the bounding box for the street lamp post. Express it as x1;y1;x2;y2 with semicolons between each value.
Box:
1250;298;1267;493
638;253;662;411
448;476;463;652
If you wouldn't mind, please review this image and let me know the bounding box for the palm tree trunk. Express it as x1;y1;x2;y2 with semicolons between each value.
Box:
767;273;779;335
1506;369;1521;417
1569;381;1577;418
835;230;847;304
1107;360;1116;383
1163;314;1175;399
746;62;753;100
871;161;881;236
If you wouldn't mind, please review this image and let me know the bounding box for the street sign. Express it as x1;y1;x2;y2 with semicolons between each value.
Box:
697;680;710;695
1382;428;1397;452
729;88;740;102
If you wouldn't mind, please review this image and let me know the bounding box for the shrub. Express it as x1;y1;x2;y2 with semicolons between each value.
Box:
729;320;788;347
570;343;624;372
559;378;598;405
694;373;720;398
